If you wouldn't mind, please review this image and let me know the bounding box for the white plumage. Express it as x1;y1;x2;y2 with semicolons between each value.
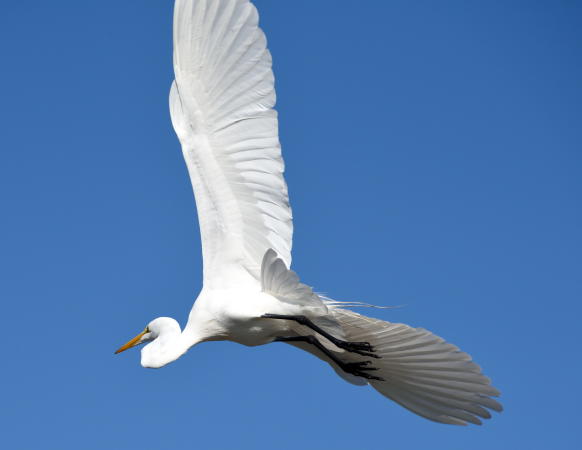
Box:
170;0;291;289
330;309;502;425
116;0;502;426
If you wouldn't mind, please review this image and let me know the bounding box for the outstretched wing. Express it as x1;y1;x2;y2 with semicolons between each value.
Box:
170;0;292;289
331;308;502;425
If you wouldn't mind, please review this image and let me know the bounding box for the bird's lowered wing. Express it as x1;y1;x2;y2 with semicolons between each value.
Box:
170;0;292;289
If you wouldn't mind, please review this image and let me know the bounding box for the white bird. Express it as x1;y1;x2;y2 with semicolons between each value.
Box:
115;0;502;426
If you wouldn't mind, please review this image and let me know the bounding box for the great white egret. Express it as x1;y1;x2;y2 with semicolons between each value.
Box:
115;0;502;426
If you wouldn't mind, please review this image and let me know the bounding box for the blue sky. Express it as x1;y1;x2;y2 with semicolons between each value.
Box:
1;0;581;448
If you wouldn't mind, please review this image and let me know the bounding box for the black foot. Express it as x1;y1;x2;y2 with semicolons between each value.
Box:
336;340;379;359
341;360;384;381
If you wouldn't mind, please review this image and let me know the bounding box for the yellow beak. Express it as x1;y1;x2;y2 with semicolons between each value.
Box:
115;329;148;354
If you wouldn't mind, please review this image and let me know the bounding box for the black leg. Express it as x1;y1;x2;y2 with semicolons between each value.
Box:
275;336;384;381
262;313;378;358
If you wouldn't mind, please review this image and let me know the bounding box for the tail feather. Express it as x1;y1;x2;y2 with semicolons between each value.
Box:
329;308;502;425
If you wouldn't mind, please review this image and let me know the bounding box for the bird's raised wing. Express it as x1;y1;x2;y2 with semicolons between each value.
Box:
170;0;292;289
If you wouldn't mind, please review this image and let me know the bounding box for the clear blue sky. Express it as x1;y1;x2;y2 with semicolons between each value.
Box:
1;1;580;448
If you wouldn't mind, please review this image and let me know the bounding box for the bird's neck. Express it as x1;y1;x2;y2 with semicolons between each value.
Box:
140;328;199;369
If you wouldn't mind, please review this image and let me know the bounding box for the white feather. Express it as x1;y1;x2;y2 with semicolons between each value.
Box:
261;249;327;314
170;0;292;289
328;308;502;425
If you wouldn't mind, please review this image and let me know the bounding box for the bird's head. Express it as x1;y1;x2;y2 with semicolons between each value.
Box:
115;317;184;367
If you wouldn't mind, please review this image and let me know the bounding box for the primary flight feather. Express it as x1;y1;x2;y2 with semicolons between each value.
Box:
116;0;502;426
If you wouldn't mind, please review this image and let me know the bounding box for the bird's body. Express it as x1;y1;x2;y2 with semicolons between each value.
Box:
116;0;502;426
187;288;297;348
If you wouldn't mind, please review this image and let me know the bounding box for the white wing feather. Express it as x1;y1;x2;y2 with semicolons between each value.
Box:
330;308;502;425
170;0;292;289
260;249;326;312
